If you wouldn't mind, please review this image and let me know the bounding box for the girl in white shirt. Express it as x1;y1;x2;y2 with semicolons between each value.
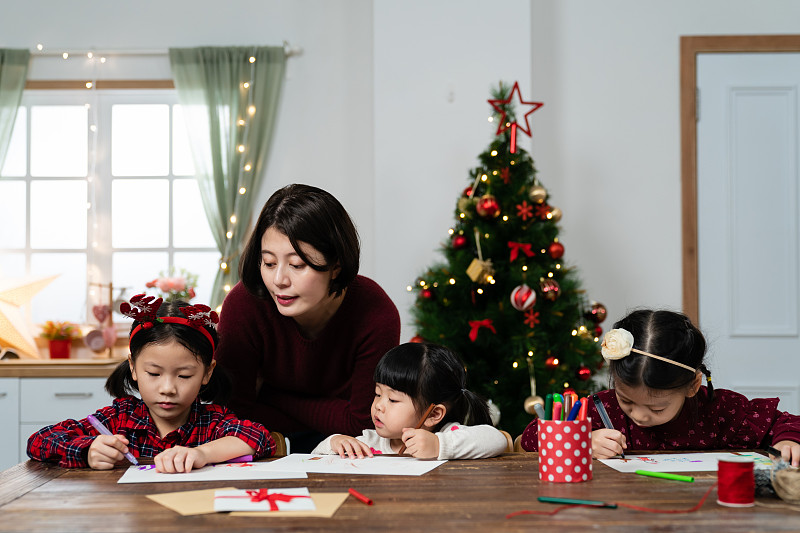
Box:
312;342;508;459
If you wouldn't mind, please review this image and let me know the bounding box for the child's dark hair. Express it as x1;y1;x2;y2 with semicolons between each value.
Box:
373;342;492;429
608;309;713;399
239;183;360;299
105;300;231;403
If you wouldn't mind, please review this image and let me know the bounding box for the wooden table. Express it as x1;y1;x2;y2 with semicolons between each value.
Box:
0;453;796;532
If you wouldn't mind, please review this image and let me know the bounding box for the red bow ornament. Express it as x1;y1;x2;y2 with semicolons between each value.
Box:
468;319;497;342
508;241;535;262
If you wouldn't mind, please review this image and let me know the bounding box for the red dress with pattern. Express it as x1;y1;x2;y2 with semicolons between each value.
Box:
520;387;800;452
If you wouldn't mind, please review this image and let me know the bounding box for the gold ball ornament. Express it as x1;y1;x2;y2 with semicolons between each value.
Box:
528;185;547;204
548;206;562;222
523;395;545;415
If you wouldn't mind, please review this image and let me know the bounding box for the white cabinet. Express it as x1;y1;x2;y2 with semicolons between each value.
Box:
0;378;20;471
1;377;113;470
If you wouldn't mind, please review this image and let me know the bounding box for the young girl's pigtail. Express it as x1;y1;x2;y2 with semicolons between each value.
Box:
698;363;714;400
105;359;138;398
199;364;232;405
461;388;492;426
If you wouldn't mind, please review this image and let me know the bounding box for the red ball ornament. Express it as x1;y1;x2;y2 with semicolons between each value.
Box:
548;241;564;259
463;185;474;198
577;364;592;381
452;234;468;250
409;335;424;343
475;194;501;219
593;325;603;338
420;288;434;300
539;279;561;301
510;284;537;311
545;356;559;368
584;302;608;323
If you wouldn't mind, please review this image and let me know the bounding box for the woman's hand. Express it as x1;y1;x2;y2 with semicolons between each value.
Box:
399;429;439;458
330;435;373;459
154;445;209;473
772;440;800;467
591;428;627;459
88;434;131;470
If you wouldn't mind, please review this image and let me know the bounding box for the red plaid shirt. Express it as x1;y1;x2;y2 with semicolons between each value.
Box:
27;395;275;468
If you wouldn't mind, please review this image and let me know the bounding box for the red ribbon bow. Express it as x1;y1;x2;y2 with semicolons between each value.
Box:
220;489;312;511
508;241;535;262
468;319;496;342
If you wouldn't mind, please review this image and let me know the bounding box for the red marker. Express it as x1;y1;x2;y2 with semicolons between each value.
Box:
349;488;373;506
578;397;589;421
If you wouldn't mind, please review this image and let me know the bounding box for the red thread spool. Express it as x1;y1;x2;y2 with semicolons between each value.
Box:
717;456;755;507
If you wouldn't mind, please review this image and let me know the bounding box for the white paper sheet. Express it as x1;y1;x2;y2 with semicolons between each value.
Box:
214;487;316;512
264;453;447;476
599;452;772;473
117;462;308;483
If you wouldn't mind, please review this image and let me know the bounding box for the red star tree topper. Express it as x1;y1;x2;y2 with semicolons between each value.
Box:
487;81;543;154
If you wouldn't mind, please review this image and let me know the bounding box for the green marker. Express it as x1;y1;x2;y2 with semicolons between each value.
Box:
635;470;694;483
538;496;617;509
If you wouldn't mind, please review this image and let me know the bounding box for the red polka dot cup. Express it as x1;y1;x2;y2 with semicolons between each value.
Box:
537;419;593;483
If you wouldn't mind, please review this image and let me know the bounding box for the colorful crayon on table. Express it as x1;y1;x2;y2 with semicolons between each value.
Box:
635;470;694;483
537;496;617;509
349;488;374;506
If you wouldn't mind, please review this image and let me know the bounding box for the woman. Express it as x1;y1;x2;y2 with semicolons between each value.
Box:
214;184;401;452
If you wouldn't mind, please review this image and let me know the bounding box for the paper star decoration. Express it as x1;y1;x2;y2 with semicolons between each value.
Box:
0;274;58;358
488;81;543;153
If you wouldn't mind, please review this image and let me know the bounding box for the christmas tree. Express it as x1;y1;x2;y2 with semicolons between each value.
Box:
409;82;607;436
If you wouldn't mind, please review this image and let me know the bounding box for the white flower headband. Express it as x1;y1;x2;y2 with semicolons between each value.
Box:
601;328;696;373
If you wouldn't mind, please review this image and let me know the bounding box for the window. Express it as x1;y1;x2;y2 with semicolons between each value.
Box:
0;89;218;325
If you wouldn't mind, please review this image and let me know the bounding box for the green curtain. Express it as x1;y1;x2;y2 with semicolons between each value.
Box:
0;49;29;174
169;46;286;308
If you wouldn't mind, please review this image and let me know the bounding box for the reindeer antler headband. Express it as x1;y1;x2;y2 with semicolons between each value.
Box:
120;293;219;350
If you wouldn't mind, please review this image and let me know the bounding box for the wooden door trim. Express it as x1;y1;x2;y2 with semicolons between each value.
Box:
681;35;800;324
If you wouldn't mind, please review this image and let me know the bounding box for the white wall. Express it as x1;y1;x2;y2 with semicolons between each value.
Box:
4;0;800;342
530;0;800;332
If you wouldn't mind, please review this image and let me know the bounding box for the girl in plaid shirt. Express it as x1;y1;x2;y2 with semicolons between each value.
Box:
27;296;274;471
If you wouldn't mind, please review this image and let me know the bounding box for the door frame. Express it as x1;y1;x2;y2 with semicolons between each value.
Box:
681;34;800;324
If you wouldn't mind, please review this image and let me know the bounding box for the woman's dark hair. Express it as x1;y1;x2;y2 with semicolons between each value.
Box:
239;183;360;299
608;309;713;399
373;342;492;429
105;300;231;404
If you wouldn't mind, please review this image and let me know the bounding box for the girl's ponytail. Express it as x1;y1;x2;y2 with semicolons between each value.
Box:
698;363;714;401
105;359;137;398
461;388;492;426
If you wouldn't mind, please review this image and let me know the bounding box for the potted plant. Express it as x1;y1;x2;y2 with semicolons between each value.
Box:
40;321;82;359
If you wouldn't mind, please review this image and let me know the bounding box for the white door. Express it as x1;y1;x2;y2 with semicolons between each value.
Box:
697;52;800;412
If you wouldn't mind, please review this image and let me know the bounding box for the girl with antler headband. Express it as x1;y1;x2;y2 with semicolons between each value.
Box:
27;295;276;471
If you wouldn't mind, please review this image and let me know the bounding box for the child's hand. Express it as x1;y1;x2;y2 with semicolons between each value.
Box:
772;440;800;467
399;428;439;458
330;435;373;459
591;429;627;459
154;445;208;473
88;434;131;470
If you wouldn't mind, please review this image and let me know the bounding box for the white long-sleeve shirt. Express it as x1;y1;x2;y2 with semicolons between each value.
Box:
311;422;508;459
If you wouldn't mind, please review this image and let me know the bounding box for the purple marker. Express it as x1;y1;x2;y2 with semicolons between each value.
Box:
87;414;139;466
226;455;253;463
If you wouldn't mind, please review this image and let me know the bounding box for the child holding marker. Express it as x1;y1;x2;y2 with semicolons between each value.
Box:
312;342;508;459
520;309;800;466
27;295;275;471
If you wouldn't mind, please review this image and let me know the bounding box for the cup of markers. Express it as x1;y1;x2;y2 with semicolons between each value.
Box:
537;394;592;483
